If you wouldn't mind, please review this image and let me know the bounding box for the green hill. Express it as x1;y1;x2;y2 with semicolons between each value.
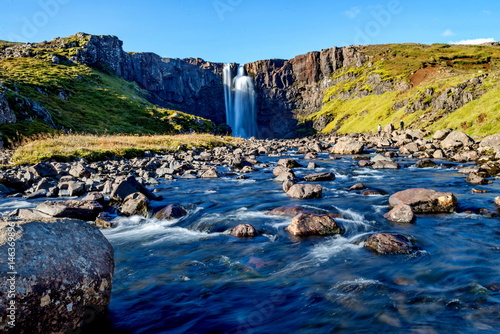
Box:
302;43;500;137
0;35;215;146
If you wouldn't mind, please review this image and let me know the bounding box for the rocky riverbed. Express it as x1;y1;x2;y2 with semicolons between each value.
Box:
1;129;499;333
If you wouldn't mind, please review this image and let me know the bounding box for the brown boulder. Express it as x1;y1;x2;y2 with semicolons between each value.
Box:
364;233;414;254
286;213;343;236
273;165;293;177
384;204;415;224
153;204;188;220
231;224;258;238
349;183;367;190
389;188;457;213
286;184;322;199
303;172;335;182
466;173;491;185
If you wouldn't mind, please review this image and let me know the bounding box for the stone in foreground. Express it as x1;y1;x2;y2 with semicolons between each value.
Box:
231;224;258;238
286;184;322;199
286;213;343;236
364;233;414;254
0;218;114;333
384;204;415;224
388;188;457;213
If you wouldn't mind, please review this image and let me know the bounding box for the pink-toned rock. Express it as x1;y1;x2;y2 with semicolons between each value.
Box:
384;204;415;224
231;224;258;238
286;213;343;236
364;233;414;254
389;188;457;213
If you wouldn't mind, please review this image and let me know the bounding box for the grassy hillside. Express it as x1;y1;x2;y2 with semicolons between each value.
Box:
303;43;500;137
0;35;214;146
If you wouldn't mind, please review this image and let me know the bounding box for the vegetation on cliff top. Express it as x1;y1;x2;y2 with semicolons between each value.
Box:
0;34;215;146
12;133;238;165
304;43;500;137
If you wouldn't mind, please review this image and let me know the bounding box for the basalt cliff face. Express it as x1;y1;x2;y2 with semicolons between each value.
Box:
73;34;226;124
73;34;368;138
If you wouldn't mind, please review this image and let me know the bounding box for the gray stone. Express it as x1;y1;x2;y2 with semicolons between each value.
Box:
0;218;114;333
384;204;415;223
29;162;58;177
110;175;160;201
36;200;104;220
120;192;149;217
286;184;323;199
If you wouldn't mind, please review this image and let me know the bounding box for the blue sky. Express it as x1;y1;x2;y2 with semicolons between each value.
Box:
1;0;498;64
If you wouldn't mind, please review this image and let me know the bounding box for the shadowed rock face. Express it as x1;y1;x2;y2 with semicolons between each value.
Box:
0;218;114;333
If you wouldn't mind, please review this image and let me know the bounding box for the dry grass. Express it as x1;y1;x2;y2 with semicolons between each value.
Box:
12;133;240;165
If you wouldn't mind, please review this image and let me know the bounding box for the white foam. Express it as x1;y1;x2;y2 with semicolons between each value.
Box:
372;205;389;214
310;235;363;263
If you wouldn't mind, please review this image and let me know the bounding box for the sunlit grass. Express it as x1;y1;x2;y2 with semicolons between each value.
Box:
12;133;241;165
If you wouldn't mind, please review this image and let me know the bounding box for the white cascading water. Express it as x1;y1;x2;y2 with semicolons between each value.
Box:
223;64;257;138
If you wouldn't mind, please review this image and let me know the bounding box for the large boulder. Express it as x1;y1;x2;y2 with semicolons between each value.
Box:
0;218;114;333
364;233;414;254
286;213;343;236
330;139;364;155
384;204;415;224
286;184;322;199
35;200;104;220
69;163;92;179
388;188;457;213
440;131;474;150
371;160;400;169
479;133;500;154
433;129;452;141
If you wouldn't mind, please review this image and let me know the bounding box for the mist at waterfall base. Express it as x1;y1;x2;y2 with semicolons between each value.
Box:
223;64;257;138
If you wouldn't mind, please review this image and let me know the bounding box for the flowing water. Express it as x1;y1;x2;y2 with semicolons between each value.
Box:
2;151;499;333
223;64;257;138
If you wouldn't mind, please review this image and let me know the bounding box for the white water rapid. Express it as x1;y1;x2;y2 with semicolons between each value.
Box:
223;64;257;138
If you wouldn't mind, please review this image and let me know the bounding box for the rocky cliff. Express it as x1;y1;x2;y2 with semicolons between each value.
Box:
1;34;500;141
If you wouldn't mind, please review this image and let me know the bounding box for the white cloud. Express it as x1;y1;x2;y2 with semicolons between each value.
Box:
450;37;495;45
344;6;361;19
441;29;454;37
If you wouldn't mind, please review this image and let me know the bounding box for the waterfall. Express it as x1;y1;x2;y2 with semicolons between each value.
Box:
223;64;257;138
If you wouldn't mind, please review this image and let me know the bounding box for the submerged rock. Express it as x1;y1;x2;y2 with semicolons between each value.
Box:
0;218;114;333
466;173;491;185
389;188;457;213
415;159;437;168
384;204;415;224
364;233;415;254
286;184;322;199
286;213;342;236
231;224;258;238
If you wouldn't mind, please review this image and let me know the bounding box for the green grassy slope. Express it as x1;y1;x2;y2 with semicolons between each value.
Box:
303;43;500;137
0;35;214;146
